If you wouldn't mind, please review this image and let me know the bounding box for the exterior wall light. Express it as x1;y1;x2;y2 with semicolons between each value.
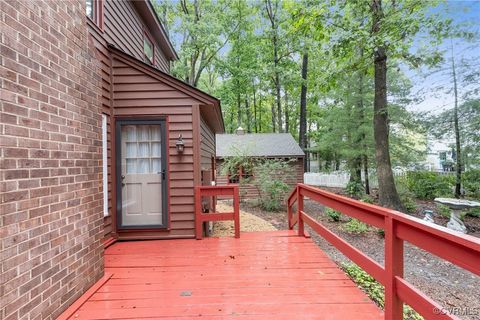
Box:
176;134;185;153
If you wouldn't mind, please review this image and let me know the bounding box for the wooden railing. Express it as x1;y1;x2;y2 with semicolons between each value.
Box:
195;185;240;240
287;183;480;320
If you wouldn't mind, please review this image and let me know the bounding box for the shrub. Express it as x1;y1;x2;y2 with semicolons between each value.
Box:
253;159;294;211
395;176;418;213
345;180;365;198
343;218;368;234
463;169;480;198
403;197;418;213
466;207;480;218
342;263;423;320
360;196;374;204
405;171;454;200
325;208;341;222
436;204;452;218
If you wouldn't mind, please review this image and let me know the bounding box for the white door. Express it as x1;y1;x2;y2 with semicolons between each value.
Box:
118;122;166;228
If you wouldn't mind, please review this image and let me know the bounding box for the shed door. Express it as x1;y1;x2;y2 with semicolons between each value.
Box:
116;120;167;229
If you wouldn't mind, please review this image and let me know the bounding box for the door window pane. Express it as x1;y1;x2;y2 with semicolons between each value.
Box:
122;124;162;174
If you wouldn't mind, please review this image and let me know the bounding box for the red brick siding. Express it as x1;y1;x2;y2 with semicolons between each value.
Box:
216;158;304;200
1;1;104;319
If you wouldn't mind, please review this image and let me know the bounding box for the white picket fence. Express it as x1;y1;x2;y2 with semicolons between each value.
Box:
304;172;353;188
304;170;455;188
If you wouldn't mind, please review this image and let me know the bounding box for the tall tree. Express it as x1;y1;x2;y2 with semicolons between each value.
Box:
371;0;404;211
299;51;308;171
450;43;462;198
265;0;282;132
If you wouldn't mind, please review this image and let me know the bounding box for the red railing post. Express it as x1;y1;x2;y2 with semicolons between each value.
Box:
233;185;240;238
195;186;203;240
384;216;404;320
297;185;304;237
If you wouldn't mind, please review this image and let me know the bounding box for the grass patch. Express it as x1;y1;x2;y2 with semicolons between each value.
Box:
341;263;423;320
343;218;368;234
325;208;342;222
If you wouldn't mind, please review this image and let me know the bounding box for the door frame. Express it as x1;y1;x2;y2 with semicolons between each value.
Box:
115;118;169;230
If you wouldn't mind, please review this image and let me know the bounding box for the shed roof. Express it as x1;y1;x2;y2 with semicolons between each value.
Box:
216;133;305;158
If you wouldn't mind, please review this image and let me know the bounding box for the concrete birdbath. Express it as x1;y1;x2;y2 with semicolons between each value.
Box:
434;198;480;233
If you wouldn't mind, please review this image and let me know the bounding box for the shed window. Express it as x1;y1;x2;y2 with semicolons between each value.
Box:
86;0;103;28
228;166;253;184
144;33;154;64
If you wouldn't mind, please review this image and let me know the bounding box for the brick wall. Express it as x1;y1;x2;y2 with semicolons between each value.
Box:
1;1;104;319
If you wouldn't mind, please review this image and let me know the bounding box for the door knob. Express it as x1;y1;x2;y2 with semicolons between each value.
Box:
121;175;125;180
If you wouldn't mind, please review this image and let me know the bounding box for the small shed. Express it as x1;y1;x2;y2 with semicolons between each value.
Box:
215;129;305;199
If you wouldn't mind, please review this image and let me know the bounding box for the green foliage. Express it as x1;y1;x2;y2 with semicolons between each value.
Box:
343;218;368;234
342;263;423;320
325;208;341;222
220;145;256;185
376;228;385;237
345;180;365;198
405;171;454;200
253;159;294;211
436;204;452;218
463;169;480;199
395;176;418;213
360;196;375;204
466;207;480;218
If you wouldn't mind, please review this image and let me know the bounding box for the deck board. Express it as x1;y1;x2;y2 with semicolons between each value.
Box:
64;230;383;319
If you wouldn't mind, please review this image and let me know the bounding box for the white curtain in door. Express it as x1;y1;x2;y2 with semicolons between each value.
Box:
124;125;162;174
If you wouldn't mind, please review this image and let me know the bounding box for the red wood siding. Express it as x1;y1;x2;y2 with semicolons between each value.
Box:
200;116;215;171
216;158;304;200
110;55;200;239
99;0;170;73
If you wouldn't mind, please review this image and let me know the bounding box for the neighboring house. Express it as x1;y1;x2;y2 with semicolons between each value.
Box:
425;140;456;171
1;1;223;319
215;128;305;200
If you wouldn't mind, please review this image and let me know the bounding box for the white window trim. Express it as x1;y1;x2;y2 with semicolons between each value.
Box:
102;114;108;217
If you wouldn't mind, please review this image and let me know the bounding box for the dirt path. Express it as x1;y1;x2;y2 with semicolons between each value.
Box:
210;202;277;237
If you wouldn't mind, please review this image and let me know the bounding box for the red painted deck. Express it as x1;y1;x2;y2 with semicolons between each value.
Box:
61;230;383;319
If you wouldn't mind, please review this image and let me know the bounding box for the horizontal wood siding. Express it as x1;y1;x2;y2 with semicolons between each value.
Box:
216;158;304;200
102;0;169;73
112;56;198;238
200;116;215;172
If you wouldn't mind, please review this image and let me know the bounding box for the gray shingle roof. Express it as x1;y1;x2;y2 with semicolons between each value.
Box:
216;133;305;158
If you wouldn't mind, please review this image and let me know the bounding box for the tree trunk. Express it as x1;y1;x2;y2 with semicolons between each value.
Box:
285;91;289;133
253;81;258;133
271;101;276;132
451;45;462;198
299;51;308;171
259;92;263;132
245;96;252;133
363;154;370;195
237;91;241;128
371;0;405;211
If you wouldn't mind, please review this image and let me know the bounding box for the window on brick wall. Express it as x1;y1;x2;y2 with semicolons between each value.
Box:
102;114;108;217
228;166;253;184
86;0;103;29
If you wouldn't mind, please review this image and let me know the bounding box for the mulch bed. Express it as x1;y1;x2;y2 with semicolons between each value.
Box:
241;189;480;320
